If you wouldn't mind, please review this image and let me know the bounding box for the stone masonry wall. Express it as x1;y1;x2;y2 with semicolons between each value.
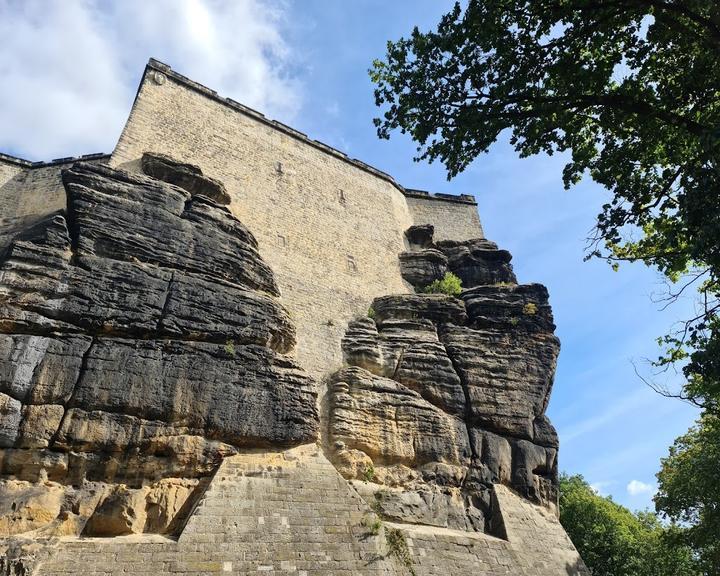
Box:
405;194;484;241
0;155;109;252
108;61;482;378
25;445;587;576
0;157;25;189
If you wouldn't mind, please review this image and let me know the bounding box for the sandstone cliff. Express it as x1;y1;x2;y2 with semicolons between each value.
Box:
328;225;559;534
0;151;584;575
0;158;318;539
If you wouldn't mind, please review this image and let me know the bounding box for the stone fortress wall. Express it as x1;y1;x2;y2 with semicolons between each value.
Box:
0;59;587;575
0;60;484;379
0;153;110;252
107;59;484;378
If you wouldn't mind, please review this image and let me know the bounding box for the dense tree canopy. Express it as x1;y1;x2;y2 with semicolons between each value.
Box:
560;474;699;575
371;0;720;413
656;414;720;573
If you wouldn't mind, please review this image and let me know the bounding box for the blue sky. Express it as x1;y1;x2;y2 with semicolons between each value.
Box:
0;0;699;510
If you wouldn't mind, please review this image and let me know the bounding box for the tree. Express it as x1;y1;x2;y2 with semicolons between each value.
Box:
559;474;699;575
370;0;720;413
656;414;720;573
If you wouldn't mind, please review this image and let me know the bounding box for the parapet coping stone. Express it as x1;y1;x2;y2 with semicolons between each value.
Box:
139;58;477;207
0;151;110;169
1;60;476;207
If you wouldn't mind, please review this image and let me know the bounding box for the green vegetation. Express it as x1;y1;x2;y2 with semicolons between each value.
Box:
656;414;720;573
224;340;236;357
362;463;376;483
560;474;699;576
522;302;538;316
372;3;720;561
371;0;720;415
361;515;382;536
369;491;387;516
367;306;376;320
422;272;462;296
385;528;416;576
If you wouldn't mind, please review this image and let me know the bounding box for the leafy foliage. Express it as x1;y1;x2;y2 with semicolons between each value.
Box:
385;528;416;575
559;474;699;576
522;302;538;315
362;463;376;483
422;271;463;296
371;0;720;414
656;414;720;573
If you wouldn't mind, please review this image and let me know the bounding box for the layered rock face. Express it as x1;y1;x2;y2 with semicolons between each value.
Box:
0;158;318;537
328;225;559;533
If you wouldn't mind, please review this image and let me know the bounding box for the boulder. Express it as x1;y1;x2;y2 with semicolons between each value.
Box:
436;238;517;287
141;152;231;205
398;249;447;288
404;224;434;248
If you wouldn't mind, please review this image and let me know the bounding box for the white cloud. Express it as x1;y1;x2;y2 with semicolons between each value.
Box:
589;481;612;496
0;0;302;160
627;480;656;496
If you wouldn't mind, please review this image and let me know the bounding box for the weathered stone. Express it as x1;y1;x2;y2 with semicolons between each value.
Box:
372;293;467;325
473;429;513;484
82;486;147;536
333;277;564;534
141;152;230;205
533;414;560;449
343;317;465;415
144;478;199;534
354;482;483;532
512;439;558;506
327;447;374;481
436;238;517;287
1;236;293;351
404;224;434;248
399;249;447;288
441;324;559;439
0;393;22;448
17;405;64;449
62;339;317;448
0;480;64;536
328;367;470;467
341;317;383;372
62;162;278;295
462;283;555;333
0;449;68;483
0;161;320;539
0;335;91;405
159;272;296;353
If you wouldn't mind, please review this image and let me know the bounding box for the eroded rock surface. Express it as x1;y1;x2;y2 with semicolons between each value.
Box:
141;152;231;205
0;161;318;538
400;224;517;290
329;226;560;533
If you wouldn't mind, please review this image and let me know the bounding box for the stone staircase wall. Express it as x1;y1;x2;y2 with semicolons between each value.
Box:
31;445;587;576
